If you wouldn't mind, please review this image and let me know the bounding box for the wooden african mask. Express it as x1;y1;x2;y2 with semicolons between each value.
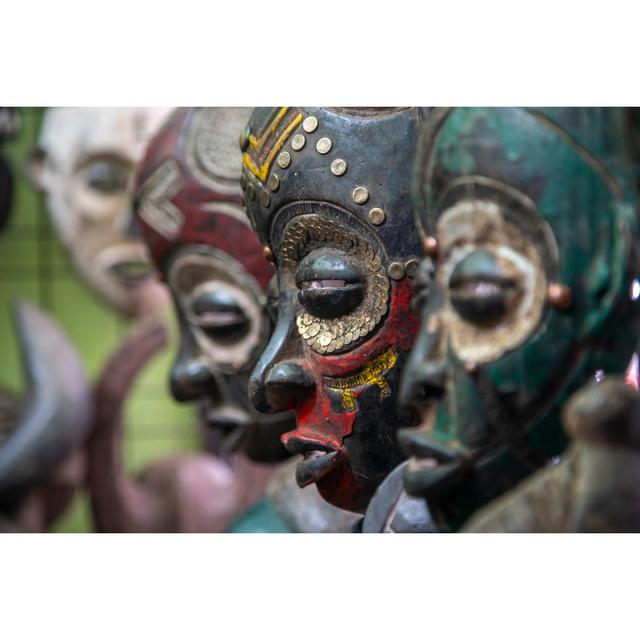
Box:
136;107;293;463
30;107;172;318
241;108;427;513
399;108;640;530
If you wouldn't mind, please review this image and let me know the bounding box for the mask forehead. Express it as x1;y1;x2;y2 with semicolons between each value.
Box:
242;107;427;262
418;108;631;234
136;107;271;289
39;107;172;169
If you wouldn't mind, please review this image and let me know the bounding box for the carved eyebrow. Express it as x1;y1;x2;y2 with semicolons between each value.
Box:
280;216;361;266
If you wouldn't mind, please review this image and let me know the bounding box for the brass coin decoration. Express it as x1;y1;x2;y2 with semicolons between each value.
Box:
352;186;370;205
302;116;318;133
280;216;390;355
331;158;347;176
277;151;291;169
316;137;332;155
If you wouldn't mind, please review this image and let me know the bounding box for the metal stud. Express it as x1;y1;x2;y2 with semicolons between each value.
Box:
352;186;370;205
267;173;280;192
277;151;291;169
405;258;420;278
263;246;274;262
547;283;572;310
388;262;405;280
331;158;347;176
246;183;256;201
303;116;318;133
368;207;385;225
260;190;271;208
423;235;439;257
465;361;478;375
316;137;332;154
291;133;306;151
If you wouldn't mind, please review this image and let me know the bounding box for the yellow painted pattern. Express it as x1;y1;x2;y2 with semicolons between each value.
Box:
242;110;303;182
247;107;289;150
326;349;397;412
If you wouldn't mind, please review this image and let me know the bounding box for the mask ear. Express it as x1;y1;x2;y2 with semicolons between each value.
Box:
25;146;47;191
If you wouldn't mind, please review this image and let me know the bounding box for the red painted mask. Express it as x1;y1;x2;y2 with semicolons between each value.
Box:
135;108;293;463
242;108;426;512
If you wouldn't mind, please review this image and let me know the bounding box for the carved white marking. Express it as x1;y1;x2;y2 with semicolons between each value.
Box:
139;158;184;239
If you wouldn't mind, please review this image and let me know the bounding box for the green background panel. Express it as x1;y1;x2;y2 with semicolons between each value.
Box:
0;108;201;532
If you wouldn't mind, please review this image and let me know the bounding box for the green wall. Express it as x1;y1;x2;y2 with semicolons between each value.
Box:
0;108;201;532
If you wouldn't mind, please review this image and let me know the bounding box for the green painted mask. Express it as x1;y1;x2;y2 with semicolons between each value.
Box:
399;108;640;530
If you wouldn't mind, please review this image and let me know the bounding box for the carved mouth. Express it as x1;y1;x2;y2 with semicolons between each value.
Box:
296;451;341;487
108;259;154;286
205;406;252;433
398;428;467;500
403;455;467;501
98;244;155;287
284;437;343;487
205;406;254;454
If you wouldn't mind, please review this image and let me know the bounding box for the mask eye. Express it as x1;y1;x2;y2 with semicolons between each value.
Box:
295;248;365;318
84;159;130;194
448;250;521;326
189;288;250;343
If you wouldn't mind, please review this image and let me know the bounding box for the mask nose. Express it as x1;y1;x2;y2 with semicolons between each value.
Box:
262;358;315;412
401;362;446;407
399;270;446;411
125;207;142;240
249;300;315;413
170;355;215;402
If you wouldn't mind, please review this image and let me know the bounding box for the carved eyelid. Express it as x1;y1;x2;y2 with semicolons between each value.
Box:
300;279;350;289
282;216;390;355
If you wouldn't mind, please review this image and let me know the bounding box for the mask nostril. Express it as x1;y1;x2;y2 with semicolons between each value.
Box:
169;358;214;402
262;360;315;412
417;363;446;397
401;362;446;411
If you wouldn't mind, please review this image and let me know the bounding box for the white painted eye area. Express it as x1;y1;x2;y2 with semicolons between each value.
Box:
68;153;136;226
280;214;390;355
83;159;130;194
188;286;250;344
448;250;522;327
436;200;548;363
169;250;268;371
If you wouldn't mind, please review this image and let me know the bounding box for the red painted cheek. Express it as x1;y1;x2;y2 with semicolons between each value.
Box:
281;390;369;512
308;278;419;377
281;278;419;451
280;278;419;512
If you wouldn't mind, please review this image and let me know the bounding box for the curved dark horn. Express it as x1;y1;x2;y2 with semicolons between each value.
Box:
0;299;92;509
87;317;169;532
